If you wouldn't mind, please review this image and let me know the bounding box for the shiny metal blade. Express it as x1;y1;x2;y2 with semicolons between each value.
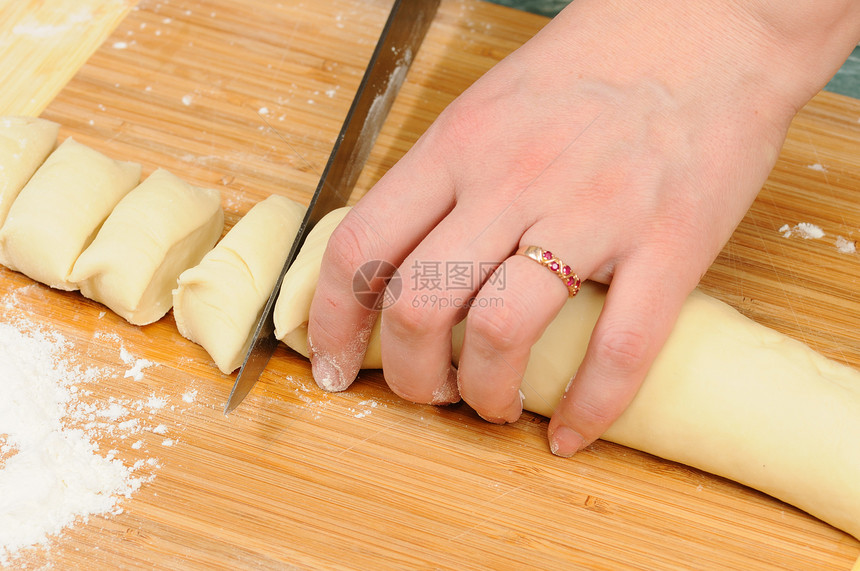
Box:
225;0;440;414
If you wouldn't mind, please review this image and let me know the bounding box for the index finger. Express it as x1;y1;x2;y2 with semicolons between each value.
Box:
307;152;454;391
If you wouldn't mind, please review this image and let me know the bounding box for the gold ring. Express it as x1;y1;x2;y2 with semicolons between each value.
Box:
516;245;581;297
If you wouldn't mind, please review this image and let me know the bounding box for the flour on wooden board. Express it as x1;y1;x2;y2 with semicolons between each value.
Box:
779;222;825;240
779;222;858;254
836;235;857;254
0;304;189;566
120;346;155;381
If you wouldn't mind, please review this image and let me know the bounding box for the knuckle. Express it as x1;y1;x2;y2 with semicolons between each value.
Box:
324;216;380;278
567;395;617;430
467;298;530;353
384;300;440;338
592;323;651;373
434;99;488;152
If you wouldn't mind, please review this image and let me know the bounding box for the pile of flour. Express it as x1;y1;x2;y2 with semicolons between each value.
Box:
0;320;156;566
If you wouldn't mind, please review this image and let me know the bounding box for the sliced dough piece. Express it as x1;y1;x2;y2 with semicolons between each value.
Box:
0;137;140;289
0;116;60;229
275;206;860;542
69;168;223;326
272;206;384;369
173;194;305;373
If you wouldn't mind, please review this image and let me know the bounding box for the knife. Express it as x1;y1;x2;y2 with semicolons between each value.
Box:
224;0;441;414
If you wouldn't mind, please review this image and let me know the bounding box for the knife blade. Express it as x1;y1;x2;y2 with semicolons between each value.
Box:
224;0;441;414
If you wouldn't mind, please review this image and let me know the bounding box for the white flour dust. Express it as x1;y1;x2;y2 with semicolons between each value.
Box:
780;223;859;254
0;323;141;565
0;314;180;566
836;236;857;254
121;346;154;381
352;399;379;419
779;222;825;240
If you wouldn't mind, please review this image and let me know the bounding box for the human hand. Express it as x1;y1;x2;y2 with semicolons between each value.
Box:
306;0;859;455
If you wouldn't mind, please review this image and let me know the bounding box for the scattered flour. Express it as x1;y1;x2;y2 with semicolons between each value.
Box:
181;389;198;404
0;323;149;566
97;402;130;420
353;399;379;419
121;346;154;381
181;94;194;106
806;163;827;172
780;224;858;254
836;236;857;254
0;284;200;566
779;222;825;240
144;395;168;412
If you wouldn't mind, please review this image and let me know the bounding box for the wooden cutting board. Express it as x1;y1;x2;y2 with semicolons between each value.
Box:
2;0;859;569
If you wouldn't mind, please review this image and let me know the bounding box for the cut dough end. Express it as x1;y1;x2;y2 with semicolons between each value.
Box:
69;168;223;325
173;194;305;373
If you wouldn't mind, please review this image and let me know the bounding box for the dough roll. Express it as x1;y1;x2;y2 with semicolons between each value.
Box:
174;194;305;373
69;168;223;325
273;206;384;371
0;116;60;228
0;137;140;290
275;207;860;541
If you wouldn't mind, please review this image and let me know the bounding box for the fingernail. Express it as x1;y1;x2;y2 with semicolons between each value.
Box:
549;426;585;458
311;354;347;392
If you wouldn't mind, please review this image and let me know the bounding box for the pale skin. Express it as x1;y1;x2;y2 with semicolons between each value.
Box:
307;0;860;456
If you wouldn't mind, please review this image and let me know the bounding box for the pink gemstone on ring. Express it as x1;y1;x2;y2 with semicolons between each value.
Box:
549;261;560;272
543;250;553;260
567;276;580;287
562;265;571;276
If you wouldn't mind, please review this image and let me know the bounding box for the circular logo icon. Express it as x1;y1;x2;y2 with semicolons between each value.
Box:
352;260;402;310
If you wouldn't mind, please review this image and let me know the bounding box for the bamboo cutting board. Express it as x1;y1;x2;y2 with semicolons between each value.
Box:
2;0;860;569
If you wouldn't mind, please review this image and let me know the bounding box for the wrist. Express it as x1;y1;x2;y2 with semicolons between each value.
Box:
737;0;860;105
530;0;859;133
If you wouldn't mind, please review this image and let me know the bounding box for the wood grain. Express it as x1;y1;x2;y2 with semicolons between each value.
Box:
0;0;137;117
1;0;859;569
